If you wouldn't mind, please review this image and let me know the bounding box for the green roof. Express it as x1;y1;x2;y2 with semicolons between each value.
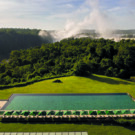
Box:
130;110;135;114
0;111;5;115
80;111;88;115
105;110;114;115
89;111;97;115
113;110;122;115
29;111;38;116
12;111;21;115
121;110;131;114
47;111;55;115
97;111;106;115
55;111;63;116
38;111;46;116
21;111;30;116
4;111;13;116
72;111;80;115
64;111;72;115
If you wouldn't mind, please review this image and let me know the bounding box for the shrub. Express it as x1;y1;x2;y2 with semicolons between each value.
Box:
118;69;130;78
11;78;18;84
105;67;113;76
4;76;11;85
21;78;26;82
35;76;41;80
38;67;49;75
113;68;119;77
73;61;91;76
115;118;135;127
130;76;135;82
27;71;39;80
53;79;62;83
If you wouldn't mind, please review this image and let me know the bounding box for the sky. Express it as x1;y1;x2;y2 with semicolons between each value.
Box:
0;0;135;30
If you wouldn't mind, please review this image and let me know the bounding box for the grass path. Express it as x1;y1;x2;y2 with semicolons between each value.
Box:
0;74;135;99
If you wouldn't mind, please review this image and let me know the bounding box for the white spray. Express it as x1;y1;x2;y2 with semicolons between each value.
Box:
39;0;115;42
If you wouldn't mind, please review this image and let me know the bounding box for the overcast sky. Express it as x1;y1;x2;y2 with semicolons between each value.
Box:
0;0;135;30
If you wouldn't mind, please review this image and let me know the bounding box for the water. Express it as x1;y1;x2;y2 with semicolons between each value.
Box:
3;94;135;110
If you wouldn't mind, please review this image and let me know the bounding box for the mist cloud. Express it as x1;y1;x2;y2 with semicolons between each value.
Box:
39;0;115;41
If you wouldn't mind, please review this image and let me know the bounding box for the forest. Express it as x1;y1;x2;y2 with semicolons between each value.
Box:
0;28;135;62
0;37;135;85
0;28;53;61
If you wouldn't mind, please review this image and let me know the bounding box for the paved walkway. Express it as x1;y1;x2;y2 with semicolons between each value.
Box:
0;132;88;135
0;101;7;109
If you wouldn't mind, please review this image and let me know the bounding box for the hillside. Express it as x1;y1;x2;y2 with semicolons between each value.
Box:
0;38;135;86
0;74;135;99
1;28;135;61
0;28;53;61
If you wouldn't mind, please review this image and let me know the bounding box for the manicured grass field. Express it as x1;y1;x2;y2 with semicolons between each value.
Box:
0;74;135;134
0;74;135;99
0;123;135;135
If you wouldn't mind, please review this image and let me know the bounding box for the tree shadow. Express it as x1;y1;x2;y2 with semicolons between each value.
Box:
87;74;130;85
2;119;135;131
28;120;135;131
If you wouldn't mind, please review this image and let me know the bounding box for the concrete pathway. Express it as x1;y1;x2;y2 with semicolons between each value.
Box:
0;101;7;109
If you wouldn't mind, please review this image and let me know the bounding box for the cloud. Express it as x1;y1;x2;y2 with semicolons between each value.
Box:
65;4;74;8
0;0;135;30
120;0;135;7
108;7;122;12
0;0;80;20
0;0;84;29
39;0;116;42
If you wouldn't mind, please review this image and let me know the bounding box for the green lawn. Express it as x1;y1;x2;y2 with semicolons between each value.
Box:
0;74;135;99
0;123;135;135
1;74;135;134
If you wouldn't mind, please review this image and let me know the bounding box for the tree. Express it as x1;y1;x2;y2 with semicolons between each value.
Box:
73;61;91;76
118;69;129;78
100;58;112;70
4;76;11;85
38;67;49;75
105;67;113;77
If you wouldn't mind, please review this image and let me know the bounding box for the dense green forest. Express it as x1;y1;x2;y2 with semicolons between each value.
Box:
0;37;135;85
0;28;53;61
0;28;135;62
